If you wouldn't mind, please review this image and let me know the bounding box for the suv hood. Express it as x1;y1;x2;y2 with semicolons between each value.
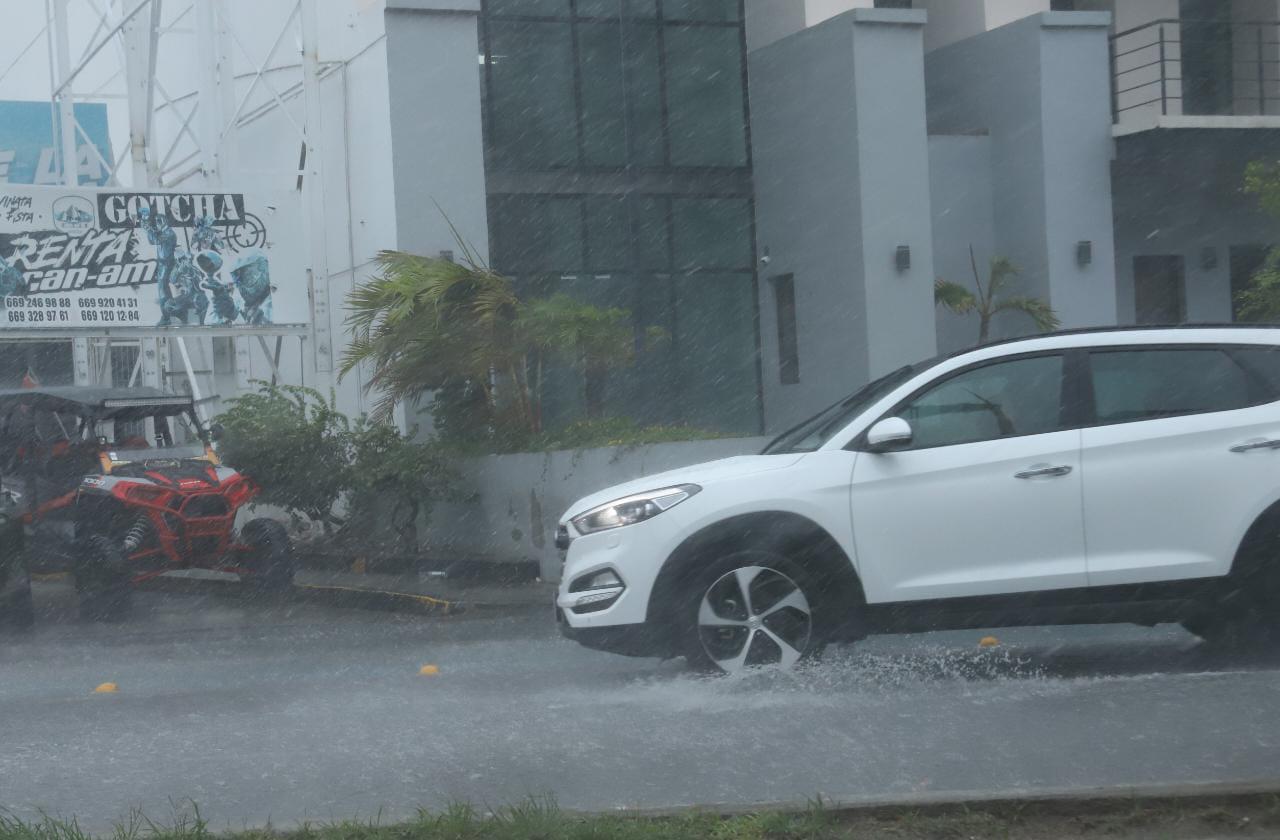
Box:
562;453;806;523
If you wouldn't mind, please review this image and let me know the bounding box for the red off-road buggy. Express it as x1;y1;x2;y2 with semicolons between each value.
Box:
0;386;294;620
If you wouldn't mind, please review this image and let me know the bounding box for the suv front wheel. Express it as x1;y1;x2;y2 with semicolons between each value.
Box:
683;550;822;674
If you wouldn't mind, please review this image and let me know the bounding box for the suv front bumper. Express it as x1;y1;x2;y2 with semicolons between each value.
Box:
555;606;673;658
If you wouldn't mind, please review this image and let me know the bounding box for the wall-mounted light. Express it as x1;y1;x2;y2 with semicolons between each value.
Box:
1201;246;1218;270
895;245;911;272
1076;240;1092;267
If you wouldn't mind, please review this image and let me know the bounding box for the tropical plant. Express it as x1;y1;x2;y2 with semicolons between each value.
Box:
1235;160;1280;322
934;246;1060;344
520;294;667;420
214;382;457;550
341;244;527;426
342;247;666;440
343;419;458;553
214;383;351;528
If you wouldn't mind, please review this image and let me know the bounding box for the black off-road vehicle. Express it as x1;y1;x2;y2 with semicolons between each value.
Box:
0;386;293;622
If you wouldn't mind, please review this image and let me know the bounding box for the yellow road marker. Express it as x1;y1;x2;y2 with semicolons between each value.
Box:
978;636;999;648
93;682;118;693
419;665;440;676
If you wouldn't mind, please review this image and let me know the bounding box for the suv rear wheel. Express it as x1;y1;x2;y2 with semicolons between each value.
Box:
240;518;295;594
683;550;823;674
75;535;133;621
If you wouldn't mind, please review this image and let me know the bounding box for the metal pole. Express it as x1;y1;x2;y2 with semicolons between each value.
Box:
51;0;78;187
175;333;209;424
1259;25;1266;115
1109;35;1119;122
301;0;333;376
1159;25;1168;116
122;0;160;187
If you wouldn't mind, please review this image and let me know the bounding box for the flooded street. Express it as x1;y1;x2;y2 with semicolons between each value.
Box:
2;582;1279;832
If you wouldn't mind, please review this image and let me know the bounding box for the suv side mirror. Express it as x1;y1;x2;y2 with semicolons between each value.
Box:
865;417;913;452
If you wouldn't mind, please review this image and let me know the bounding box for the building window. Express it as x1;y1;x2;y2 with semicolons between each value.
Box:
874;0;912;8
479;0;760;434
481;1;749;171
1049;0;1076;10
771;274;799;385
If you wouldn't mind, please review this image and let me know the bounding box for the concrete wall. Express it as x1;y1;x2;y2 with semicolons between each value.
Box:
929;134;995;354
429;436;770;581
749;9;936;434
926;12;1117;339
385;1;489;264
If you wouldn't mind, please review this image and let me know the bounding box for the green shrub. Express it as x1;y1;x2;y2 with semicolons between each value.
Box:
215;383;456;550
215;384;350;528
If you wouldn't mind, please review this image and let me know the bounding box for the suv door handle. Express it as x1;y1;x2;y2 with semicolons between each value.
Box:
1014;464;1073;479
1229;438;1280;453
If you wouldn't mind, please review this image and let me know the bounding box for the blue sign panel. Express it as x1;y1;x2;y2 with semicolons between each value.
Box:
0;101;113;186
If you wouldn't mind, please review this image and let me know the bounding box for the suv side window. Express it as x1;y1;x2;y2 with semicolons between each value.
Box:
1090;348;1257;424
898;354;1065;449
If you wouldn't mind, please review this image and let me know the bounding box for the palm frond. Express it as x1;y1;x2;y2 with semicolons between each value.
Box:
992;296;1061;333
934;279;977;314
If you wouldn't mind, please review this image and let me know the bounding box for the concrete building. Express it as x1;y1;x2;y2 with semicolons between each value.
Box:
11;0;1279;440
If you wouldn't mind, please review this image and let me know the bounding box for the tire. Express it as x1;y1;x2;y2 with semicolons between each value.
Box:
75;535;133;622
239;518;295;594
681;549;825;675
1183;551;1280;649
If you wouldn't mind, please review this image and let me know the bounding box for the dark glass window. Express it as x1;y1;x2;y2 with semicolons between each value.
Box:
1090;348;1256;424
486;21;577;168
633;195;670;269
578;23;627;166
671;198;753;269
584;195;630;270
874;0;913;7
675;274;758;431
486;0;570;16
664;26;748;166
578;0;657;16
490;195;584;272
625;23;665;166
663;0;739;21
1232;346;1280;400
901;355;1065;449
772;274;799;385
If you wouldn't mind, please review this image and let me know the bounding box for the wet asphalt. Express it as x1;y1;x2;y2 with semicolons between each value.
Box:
2;580;1279;832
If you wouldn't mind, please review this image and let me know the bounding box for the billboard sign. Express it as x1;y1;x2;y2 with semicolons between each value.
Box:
0;101;113;186
0;186;307;331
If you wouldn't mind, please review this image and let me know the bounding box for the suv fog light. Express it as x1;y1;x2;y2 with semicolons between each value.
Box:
570;568;623;593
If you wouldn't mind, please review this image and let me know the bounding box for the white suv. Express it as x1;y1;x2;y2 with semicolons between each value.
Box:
555;327;1280;673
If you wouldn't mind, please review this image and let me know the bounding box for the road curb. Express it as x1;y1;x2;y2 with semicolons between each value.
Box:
598;779;1280;820
124;574;547;617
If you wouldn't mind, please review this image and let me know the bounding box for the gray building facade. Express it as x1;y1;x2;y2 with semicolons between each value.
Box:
374;0;1280;437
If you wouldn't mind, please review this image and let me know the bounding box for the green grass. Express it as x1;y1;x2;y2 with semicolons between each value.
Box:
4;794;1280;840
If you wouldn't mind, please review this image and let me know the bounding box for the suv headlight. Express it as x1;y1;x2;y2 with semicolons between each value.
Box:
570;484;700;536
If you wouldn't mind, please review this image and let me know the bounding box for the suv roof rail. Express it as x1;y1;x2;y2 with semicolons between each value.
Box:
962;322;1280;356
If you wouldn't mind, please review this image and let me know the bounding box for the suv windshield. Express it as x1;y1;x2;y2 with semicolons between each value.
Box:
762;362;931;454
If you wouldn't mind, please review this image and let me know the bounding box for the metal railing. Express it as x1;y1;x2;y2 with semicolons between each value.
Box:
1110;18;1280;122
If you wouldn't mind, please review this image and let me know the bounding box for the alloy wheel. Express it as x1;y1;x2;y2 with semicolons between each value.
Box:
697;565;812;674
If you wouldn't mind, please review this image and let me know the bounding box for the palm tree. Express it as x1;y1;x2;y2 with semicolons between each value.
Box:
519;294;666;420
935;246;1060;344
340;247;530;426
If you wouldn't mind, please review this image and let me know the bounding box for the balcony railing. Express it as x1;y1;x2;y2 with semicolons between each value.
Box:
1111;18;1280;123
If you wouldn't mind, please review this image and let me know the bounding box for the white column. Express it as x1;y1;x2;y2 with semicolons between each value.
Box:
301;0;333;375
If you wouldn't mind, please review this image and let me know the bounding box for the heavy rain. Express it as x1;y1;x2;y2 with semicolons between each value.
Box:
2;2;1280;839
